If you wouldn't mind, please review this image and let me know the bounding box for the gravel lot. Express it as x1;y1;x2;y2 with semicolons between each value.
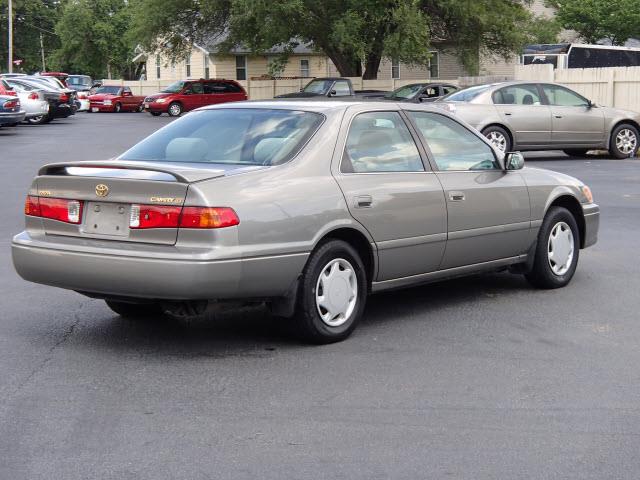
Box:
1;112;639;479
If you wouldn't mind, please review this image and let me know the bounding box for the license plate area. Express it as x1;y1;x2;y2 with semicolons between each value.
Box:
82;202;129;237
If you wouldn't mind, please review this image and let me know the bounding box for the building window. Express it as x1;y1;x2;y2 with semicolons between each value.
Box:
300;59;310;77
203;53;210;79
391;58;400;79
236;55;247;81
185;53;191;77
155;54;161;79
429;51;439;78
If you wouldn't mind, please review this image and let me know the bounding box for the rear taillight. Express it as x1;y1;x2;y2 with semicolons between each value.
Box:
59;93;69;102
3;100;18;109
129;204;181;229
129;204;239;229
7;90;17;97
28;92;39;100
25;196;83;224
179;207;240;229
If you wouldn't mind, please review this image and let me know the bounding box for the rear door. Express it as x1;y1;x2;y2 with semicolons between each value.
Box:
406;110;531;269
492;83;552;147
332;106;447;281
540;83;605;147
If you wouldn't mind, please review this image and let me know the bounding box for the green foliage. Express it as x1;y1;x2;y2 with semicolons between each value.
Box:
526;16;562;44
549;0;640;45
51;0;134;79
0;0;60;73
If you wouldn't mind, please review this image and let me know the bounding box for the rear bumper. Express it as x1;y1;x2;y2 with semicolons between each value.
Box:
582;203;599;248
51;104;74;118
12;231;308;301
0;111;26;125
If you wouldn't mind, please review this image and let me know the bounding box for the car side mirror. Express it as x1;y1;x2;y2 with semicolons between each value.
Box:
505;151;525;170
329;89;337;97
587;100;596;108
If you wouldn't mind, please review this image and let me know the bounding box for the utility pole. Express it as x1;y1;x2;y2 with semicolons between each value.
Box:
40;33;46;71
8;0;13;73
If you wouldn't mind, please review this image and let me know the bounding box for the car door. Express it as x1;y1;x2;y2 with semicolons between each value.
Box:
182;81;204;111
492;84;552;147
332;107;447;281
121;87;136;110
406;110;531;269
540;83;605;147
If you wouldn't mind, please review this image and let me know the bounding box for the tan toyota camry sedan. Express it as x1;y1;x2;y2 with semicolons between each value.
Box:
12;100;599;343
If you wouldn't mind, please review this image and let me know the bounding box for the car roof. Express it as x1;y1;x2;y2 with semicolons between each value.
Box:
200;99;451;114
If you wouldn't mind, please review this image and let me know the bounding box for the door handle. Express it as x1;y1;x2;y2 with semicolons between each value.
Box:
504;112;512;116
448;191;465;202
555;115;563;119
354;195;373;208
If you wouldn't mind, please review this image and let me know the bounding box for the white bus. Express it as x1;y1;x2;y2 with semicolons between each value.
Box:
522;43;640;69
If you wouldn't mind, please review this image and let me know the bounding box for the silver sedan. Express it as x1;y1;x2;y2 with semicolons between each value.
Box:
438;81;640;158
12;101;599;343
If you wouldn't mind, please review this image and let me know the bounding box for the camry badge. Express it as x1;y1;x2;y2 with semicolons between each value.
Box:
95;184;109;197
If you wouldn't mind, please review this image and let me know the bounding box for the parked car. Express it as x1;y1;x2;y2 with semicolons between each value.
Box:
144;79;248;116
6;82;49;124
382;83;458;102
437;81;640;158
275;77;385;99
0;78;18;97
6;78;75;122
67;75;93;111
89;85;145;113
40;72;69;87
12;101;599;344
28;76;79;113
0;95;25;127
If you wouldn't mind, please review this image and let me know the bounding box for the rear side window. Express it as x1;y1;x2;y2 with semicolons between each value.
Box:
493;84;541;105
120;109;324;166
342;111;424;173
224;82;243;93
408;112;498;171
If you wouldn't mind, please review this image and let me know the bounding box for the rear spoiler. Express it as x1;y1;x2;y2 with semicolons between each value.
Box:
38;160;227;183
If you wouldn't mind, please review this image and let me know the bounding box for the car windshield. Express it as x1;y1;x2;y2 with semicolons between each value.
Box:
119;108;324;166
384;84;424;99
94;86;121;95
161;81;185;93
443;85;491;102
302;80;332;94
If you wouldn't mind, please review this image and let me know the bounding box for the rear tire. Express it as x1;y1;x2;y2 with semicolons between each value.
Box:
525;207;580;289
105;300;164;319
482;125;512;153
168;102;182;117
293;240;367;344
563;149;590;157
27;115;47;125
609;123;639;159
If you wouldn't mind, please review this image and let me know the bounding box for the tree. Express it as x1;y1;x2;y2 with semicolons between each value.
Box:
129;0;553;79
51;0;134;79
549;0;640;45
0;0;60;73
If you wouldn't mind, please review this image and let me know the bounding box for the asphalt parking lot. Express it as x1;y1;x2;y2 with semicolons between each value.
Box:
1;112;639;479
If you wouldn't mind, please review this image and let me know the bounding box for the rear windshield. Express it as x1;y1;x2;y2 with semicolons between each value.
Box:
68;76;92;86
119;108;324;166
385;84;423;100
94;86;121;95
443;85;490;102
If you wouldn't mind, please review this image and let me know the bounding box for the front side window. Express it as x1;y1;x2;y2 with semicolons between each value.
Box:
342;111;424;173
542;84;589;107
120;109;324;166
189;82;203;94
408;112;498;171
303;79;332;94
493;84;542;105
236;55;247;81
332;80;351;96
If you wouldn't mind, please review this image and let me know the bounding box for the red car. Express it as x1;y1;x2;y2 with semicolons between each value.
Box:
144;79;247;116
89;85;145;113
0;79;17;97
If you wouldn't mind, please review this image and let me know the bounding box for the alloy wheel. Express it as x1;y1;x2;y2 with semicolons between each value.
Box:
616;128;637;156
486;131;507;152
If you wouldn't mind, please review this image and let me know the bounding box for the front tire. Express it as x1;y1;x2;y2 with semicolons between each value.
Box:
168;102;183;117
114;102;122;113
294;240;367;344
525;207;580;289
609;123;638;159
105;300;164;318
482;125;512;153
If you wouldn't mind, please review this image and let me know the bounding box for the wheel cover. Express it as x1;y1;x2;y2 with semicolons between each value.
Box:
547;221;574;276
169;104;181;116
315;258;358;327
616;128;637;155
486;131;507;152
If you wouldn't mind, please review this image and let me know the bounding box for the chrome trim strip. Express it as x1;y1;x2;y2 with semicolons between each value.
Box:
377;232;446;250
448;221;530;240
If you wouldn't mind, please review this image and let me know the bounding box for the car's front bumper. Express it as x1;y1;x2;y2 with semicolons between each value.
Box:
0;110;26;125
12;231;308;301
144;102;168;113
89;103;115;112
582;203;599;248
